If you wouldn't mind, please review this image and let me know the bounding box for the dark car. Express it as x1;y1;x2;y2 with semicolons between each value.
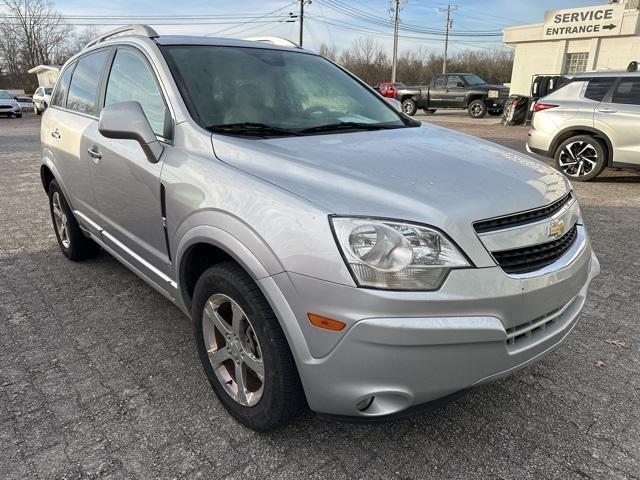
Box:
395;73;509;119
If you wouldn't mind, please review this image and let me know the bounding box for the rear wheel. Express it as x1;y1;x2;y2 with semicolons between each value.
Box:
48;180;100;260
468;99;487;119
554;135;606;182
401;98;417;116
192;262;305;430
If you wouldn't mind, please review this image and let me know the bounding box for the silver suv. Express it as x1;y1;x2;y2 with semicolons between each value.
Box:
41;25;600;430
528;68;640;181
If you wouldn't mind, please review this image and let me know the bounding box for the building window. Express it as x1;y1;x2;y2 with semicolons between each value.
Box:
564;53;589;74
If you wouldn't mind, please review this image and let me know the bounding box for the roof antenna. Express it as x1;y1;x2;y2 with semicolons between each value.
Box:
628;61;638;72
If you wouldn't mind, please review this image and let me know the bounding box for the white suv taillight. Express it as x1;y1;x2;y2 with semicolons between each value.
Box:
533;102;558;113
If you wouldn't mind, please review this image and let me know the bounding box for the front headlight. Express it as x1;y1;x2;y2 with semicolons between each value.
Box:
331;217;470;290
488;90;499;99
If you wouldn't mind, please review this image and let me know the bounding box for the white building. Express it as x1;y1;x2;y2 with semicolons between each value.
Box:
503;1;640;96
27;65;61;87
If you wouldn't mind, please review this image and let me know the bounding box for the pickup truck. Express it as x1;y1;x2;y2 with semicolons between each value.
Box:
395;73;509;119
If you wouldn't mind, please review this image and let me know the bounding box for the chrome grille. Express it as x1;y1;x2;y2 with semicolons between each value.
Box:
492;225;578;274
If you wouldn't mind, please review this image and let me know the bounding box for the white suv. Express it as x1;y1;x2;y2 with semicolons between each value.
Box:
528;67;640;181
33;85;53;115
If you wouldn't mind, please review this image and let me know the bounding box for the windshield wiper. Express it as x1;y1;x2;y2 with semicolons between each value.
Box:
206;122;301;137
299;122;401;134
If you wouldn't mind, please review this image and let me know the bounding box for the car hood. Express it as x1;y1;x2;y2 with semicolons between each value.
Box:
0;98;17;106
211;123;570;233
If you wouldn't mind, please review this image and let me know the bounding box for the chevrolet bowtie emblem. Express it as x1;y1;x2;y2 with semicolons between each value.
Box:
548;220;566;239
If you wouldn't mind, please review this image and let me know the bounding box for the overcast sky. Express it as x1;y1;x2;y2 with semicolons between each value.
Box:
52;0;605;54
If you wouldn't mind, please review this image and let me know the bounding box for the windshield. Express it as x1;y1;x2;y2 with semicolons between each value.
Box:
45;87;53;95
0;91;12;100
462;74;487;86
163;46;409;135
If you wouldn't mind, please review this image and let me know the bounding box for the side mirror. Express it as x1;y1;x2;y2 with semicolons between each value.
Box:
99;101;163;164
385;97;402;112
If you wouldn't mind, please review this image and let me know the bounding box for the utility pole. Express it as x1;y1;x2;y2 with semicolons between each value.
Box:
439;4;456;74
299;0;311;47
391;0;403;82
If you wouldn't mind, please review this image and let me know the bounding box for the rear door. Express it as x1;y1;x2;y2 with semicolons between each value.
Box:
42;49;111;221
87;46;174;281
595;76;640;166
428;75;447;108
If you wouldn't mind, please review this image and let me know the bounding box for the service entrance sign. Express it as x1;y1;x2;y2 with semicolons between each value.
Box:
543;4;624;40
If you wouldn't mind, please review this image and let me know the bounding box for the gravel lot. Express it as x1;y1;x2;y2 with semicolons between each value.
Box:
1;113;639;480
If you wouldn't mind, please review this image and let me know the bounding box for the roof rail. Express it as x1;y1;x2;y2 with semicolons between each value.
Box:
243;36;299;48
85;24;159;49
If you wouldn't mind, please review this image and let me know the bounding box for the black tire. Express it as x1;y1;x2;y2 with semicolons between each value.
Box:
36;106;42;115
15;113;22;118
401;98;417;116
423;108;437;114
468;99;487;119
192;261;305;431
554;135;606;182
48;180;100;260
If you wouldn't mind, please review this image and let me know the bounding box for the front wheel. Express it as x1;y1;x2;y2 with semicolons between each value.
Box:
192;262;305;430
35;105;41;115
401;98;417;116
468;99;487;119
554;135;606;182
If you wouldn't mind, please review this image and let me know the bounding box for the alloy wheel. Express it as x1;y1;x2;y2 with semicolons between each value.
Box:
558;141;598;178
52;192;70;248
202;293;264;407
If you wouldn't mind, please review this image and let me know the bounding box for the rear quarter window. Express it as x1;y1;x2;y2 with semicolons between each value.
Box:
51;64;75;108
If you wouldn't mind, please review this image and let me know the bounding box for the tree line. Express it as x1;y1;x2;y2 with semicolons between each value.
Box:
320;37;513;87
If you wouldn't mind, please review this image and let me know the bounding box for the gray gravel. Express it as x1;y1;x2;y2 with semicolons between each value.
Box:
1;114;639;479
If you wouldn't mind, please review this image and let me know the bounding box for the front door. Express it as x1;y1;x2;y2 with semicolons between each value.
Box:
89;47;174;282
443;75;466;108
595;77;640;166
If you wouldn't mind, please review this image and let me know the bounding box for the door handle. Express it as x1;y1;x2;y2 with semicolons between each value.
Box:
51;130;60;139
87;146;102;160
599;108;617;114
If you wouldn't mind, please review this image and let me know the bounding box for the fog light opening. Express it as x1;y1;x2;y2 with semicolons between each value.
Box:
355;396;375;412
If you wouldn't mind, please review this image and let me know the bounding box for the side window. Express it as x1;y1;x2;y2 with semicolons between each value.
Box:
612;78;640;106
433;76;446;88
67;50;109;116
584;78;615;102
447;75;463;88
105;49;170;139
51;64;74;107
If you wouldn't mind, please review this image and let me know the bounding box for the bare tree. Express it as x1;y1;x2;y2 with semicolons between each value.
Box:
0;0;71;90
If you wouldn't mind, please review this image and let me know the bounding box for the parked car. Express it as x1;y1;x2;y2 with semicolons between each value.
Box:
33;85;53;115
41;25;600;430
0;90;22;117
375;81;405;99
395;73;510;118
15;95;34;112
528;66;640;181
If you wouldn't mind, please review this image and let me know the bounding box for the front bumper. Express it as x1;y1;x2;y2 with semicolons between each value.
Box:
260;235;599;418
0;105;21;115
